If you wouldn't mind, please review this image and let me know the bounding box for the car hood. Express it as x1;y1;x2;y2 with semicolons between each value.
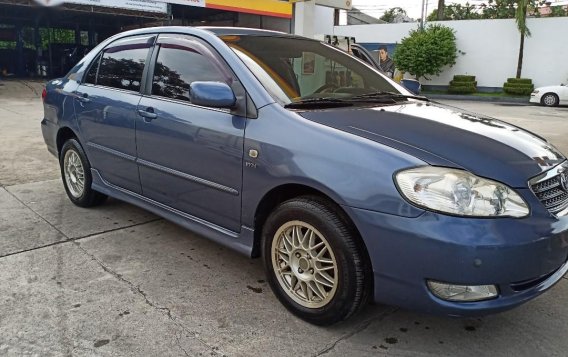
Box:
298;101;565;188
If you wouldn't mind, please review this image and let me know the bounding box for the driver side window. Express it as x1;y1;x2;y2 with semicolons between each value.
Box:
152;35;232;103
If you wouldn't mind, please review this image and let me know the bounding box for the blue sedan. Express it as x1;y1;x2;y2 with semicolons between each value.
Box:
41;26;568;325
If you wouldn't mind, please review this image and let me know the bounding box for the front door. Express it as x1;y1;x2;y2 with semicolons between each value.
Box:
136;34;246;232
74;35;155;194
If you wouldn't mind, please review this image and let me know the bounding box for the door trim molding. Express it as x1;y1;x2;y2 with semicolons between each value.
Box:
137;158;240;196
87;142;137;162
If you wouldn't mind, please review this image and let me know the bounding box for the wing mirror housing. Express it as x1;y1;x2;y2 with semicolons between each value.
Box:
189;81;236;109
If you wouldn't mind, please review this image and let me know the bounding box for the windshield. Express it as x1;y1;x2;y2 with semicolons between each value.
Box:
221;35;407;105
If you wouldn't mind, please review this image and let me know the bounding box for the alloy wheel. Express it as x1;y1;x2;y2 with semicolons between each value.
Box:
63;149;85;198
271;220;338;308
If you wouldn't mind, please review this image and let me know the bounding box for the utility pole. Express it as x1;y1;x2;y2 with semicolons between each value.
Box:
420;0;428;29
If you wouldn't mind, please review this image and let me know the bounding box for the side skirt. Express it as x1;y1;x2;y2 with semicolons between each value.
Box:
91;168;255;257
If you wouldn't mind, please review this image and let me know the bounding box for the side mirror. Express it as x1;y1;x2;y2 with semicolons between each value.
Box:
189;81;236;109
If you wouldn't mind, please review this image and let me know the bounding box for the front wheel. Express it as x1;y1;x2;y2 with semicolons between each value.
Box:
262;197;370;325
541;93;559;107
60;138;107;207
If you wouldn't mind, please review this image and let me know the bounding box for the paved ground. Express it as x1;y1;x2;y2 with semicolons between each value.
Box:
1;80;568;356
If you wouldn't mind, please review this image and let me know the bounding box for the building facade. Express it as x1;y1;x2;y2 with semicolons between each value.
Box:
0;0;292;78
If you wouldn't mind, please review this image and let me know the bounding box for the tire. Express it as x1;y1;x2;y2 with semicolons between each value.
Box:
60;138;107;207
262;196;370;325
541;93;559;107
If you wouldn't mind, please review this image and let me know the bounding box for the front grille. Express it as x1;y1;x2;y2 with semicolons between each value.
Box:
530;163;568;215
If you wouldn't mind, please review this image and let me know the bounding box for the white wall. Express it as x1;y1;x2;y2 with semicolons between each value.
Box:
294;3;335;37
333;17;568;88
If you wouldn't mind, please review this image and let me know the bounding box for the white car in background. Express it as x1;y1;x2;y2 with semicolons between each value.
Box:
530;84;568;107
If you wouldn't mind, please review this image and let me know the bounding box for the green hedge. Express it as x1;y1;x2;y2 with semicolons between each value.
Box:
452;75;476;82
503;82;534;89
502;78;534;96
506;78;533;85
450;80;478;87
448;74;477;94
448;85;477;94
503;87;534;95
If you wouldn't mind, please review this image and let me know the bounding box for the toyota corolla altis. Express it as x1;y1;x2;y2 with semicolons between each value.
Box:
41;27;568;325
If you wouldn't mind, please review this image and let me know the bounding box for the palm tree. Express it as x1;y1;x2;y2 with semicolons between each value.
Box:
437;0;445;20
515;0;531;78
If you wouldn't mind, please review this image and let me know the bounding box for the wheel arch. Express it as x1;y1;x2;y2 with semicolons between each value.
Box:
56;127;79;157
251;184;372;274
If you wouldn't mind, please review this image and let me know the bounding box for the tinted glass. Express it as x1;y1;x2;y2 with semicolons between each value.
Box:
84;54;100;84
222;36;400;104
152;36;230;102
97;36;152;92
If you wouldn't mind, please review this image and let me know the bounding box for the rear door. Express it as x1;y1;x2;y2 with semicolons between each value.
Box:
136;34;247;232
74;35;155;194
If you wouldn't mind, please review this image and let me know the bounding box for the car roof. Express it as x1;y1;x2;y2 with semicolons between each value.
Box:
108;26;315;42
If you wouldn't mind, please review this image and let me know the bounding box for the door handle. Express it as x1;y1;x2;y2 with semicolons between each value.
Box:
138;108;158;121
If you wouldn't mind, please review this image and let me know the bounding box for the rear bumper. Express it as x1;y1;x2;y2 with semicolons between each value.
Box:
41;118;58;158
348;196;568;317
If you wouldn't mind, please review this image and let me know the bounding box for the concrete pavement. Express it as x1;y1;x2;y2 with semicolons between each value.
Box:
1;82;568;356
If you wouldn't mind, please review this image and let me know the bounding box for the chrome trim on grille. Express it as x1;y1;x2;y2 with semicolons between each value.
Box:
529;161;568;216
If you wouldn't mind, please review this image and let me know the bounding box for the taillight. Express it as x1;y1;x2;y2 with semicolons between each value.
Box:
42;88;47;102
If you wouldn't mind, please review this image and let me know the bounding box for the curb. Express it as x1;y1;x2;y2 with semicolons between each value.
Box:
425;93;530;104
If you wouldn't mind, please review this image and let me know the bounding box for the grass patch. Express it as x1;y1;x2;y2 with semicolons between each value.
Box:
422;90;529;98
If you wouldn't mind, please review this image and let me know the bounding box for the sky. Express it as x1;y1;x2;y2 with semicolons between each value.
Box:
350;0;485;20
351;0;568;20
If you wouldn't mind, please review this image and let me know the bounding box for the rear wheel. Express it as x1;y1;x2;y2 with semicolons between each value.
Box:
262;196;370;325
60;138;107;207
541;93;559;107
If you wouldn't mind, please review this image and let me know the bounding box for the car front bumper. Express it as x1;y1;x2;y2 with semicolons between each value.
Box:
347;191;568;317
530;92;543;104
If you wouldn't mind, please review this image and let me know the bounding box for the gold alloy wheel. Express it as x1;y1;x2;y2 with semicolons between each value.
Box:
271;220;338;308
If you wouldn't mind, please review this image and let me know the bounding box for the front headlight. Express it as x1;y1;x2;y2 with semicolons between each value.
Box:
395;167;529;217
532;90;539;94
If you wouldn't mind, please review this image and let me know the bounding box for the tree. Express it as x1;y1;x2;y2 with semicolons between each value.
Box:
437;0;445;20
481;0;542;19
514;0;531;78
393;24;458;80
427;3;481;21
380;7;407;23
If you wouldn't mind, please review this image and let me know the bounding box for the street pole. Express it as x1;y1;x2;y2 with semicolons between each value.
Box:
420;0;426;29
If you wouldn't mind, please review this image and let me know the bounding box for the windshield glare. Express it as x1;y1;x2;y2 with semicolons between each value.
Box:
221;35;402;105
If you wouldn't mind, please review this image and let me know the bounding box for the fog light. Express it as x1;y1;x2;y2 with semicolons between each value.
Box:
427;280;498;302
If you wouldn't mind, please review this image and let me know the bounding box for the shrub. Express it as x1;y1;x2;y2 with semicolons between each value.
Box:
506;78;533;85
450;80;478;87
393;24;458;80
448;85;478;94
448;74;477;94
453;75;476;82
503;78;534;95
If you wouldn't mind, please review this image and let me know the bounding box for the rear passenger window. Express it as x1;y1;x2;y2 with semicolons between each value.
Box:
97;35;154;92
152;35;232;102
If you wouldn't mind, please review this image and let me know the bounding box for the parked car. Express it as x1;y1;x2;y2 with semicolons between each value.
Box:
530;83;568;107
41;27;568;325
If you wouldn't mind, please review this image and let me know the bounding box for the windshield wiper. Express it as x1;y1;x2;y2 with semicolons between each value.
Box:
349;91;429;102
284;98;354;109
